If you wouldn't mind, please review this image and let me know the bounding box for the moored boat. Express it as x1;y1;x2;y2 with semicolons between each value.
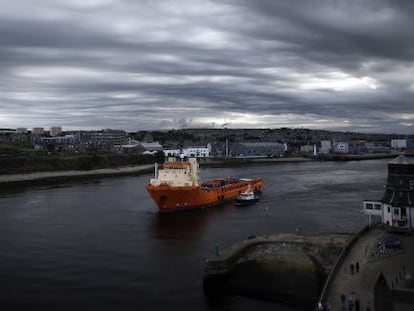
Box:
146;157;263;212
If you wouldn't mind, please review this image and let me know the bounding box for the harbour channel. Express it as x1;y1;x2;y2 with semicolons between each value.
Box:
0;159;388;310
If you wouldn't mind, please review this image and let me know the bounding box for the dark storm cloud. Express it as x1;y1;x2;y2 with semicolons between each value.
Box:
0;0;413;133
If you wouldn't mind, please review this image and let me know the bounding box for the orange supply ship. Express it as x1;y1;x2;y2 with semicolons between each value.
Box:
146;157;263;212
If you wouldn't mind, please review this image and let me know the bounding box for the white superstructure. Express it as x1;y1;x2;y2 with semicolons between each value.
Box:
149;157;200;187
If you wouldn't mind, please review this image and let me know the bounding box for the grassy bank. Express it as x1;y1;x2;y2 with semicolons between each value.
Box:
0;165;154;189
0;153;164;175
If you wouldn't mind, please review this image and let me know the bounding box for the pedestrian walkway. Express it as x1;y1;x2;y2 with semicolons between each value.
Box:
325;226;414;310
0;164;153;184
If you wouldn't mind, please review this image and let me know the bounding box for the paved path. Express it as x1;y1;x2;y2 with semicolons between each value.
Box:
325;227;414;311
0;164;153;184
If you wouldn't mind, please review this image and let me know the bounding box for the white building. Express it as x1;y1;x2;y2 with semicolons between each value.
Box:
391;139;407;149
163;149;181;157
320;140;331;154
333;142;349;154
182;146;210;158
363;155;414;233
140;141;163;151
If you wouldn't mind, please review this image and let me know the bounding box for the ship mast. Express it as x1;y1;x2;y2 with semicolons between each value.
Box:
154;162;158;179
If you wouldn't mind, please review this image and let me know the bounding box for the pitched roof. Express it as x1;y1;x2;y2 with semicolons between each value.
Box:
389;155;414;165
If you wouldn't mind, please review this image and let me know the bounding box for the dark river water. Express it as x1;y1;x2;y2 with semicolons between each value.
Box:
0;159;389;311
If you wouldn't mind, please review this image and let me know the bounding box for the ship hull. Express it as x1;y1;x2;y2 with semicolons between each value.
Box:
146;178;263;212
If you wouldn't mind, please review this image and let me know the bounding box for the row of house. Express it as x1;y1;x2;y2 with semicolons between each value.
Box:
2;127;412;157
13;127;63;136
300;138;414;156
123;141;287;158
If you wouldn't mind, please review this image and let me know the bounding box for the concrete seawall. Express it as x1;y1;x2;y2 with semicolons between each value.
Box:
203;234;350;308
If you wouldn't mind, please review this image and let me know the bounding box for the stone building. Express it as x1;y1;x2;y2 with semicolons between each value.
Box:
79;129;127;152
229;142;286;157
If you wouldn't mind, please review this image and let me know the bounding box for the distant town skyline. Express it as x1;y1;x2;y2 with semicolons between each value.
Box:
1;1;413;134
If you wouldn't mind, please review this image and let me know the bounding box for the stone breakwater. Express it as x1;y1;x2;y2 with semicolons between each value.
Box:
203;234;350;308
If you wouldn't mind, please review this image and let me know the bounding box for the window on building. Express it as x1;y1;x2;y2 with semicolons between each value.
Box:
374;204;382;210
401;208;407;217
393;208;399;216
365;203;373;210
387;206;391;213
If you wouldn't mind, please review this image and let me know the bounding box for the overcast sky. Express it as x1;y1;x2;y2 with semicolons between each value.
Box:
1;0;413;133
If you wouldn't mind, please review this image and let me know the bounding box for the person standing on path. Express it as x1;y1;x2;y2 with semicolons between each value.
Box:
341;294;346;310
317;302;323;311
355;261;359;273
347;295;355;311
355;297;360;311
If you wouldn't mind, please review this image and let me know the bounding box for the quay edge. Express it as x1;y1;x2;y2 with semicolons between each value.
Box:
203;234;350;308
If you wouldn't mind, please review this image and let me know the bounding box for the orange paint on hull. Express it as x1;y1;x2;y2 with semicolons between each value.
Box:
146;178;263;212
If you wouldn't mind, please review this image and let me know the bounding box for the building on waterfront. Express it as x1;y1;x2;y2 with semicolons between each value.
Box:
32;127;44;135
332;142;349;154
140;141;163;151
79;129;127;152
162;145;211;158
300;144;314;155
363;155;414;233
182;145;210;158
391;139;407;150
33;134;78;152
116;140;162;155
163;149;181;157
0;129;16;143
319;140;331;154
229;142;286;157
391;138;414;151
120;144;145;155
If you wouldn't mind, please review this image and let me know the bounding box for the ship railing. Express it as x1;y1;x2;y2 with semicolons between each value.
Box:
163;162;192;168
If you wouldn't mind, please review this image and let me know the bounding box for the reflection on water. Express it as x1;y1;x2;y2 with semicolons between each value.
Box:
0;159;389;310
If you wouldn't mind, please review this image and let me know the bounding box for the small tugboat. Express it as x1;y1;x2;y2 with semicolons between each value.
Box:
234;184;260;206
